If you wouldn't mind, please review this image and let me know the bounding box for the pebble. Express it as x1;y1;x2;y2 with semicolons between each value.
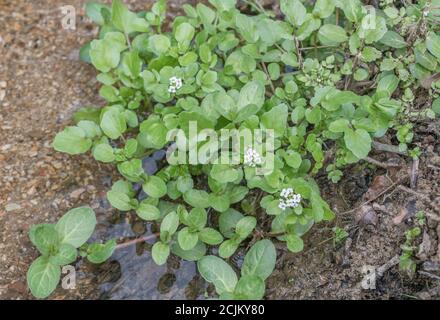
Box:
5;203;21;212
70;188;86;199
1;144;12;151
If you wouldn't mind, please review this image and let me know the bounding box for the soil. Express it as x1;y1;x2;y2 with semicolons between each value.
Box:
1;0;440;300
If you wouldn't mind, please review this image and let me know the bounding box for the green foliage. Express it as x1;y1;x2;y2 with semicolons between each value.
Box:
198;240;276;299
399;212;425;274
43;0;440;299
27;207;115;298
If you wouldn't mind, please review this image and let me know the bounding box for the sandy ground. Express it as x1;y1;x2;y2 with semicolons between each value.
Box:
0;0;117;299
1;0;440;300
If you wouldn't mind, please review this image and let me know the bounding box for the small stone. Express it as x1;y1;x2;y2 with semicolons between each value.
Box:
0;90;5;102
355;205;378;226
1;144;12;151
5;203;21;212
52;162;63;169
0;81;6;88
70;188;86;199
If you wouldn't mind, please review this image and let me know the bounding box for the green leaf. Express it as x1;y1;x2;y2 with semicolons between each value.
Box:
235;14;259;43
241;239;276;281
85;2;110;26
120;50;142;78
379;31;407;49
199;228;224;245
178;227;199;250
219;209;244;238
183;189;210;208
51;243;77;266
93;143;115;163
286;234;304;253
313;0;336;19
329;119;349;133
336;0;362;23
100;108;127;139
55;207;97;248
234;275;265;300
187;208;207;230
210;164;239;184
136;202;161;221
107;190;135;211
318;25;348;45
238;80;265;111
209;194;231;213
171;241;207;261
87;239;116;264
235;216;257;239
152;242;170;265
79;42;91;63
433;97;440;115
27;256;61;299
148;34;171;55
112;0;149;34
377;74;399;96
143;175;167;198
219;239;239;258
175;22;195;44
197;255;238;295
426;32;440;60
280;0;307;27
53;126;92;155
361;46;382;62
344;128;371;159
90;32;127;73
261;103;288;138
176;176;194;193
29;224;59;256
160;211;179;236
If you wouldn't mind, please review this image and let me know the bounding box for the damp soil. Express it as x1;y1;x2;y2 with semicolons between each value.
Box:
1;0;440;300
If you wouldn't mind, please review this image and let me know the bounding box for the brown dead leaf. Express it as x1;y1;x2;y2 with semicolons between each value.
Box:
364;175;392;202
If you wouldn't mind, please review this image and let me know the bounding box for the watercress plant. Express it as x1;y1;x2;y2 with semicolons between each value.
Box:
28;0;440;299
27;207;116;298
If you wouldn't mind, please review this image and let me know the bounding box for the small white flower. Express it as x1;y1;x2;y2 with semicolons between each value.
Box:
244;147;263;167
278;200;287;210
168;76;183;94
278;187;301;210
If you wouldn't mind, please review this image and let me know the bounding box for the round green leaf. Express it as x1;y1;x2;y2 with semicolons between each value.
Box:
286;234;304;253
242;239;276;280
93;143;115;163
199;228;224;245
344;128;372;159
51;243;77;266
27;256;61;299
177;227;199;250
197;255;238;295
152;242;170;265
136;202;161;221
318;25;348;45
87;239;116;264
234;275;265;300
142;176;167;198
55;207;97;248
53;126;92;155
235;216;257;239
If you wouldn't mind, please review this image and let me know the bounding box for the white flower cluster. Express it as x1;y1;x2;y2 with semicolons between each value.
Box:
278;188;301;210
243;148;263;167
168;76;183;93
